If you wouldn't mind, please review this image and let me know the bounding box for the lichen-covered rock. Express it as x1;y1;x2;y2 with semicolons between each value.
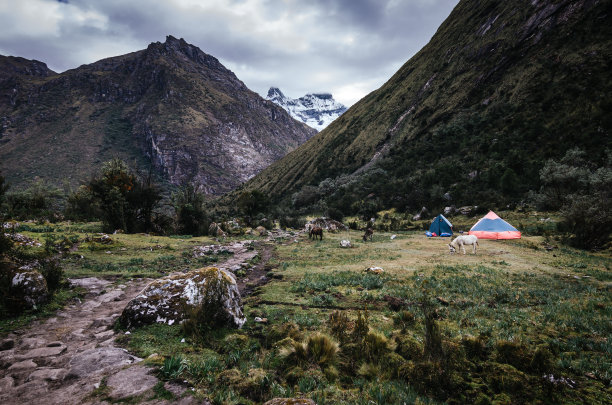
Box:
9;268;49;310
119;267;246;328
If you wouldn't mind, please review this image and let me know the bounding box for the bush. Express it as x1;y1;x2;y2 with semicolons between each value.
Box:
533;149;612;249
4;179;63;220
280;332;339;368
172;183;209;236
87;159;162;233
39;257;64;292
65;185;100;221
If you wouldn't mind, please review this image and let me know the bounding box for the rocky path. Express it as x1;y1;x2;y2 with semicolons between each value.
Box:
0;277;201;404
0;238;280;404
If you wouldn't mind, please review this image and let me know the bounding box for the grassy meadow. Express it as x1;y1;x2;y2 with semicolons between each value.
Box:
2;216;611;404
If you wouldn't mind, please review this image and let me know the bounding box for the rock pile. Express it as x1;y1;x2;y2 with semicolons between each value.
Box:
306;217;348;232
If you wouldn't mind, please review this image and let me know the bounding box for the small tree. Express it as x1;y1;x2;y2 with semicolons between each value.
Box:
237;190;269;219
88;159;161;233
172;183;208;236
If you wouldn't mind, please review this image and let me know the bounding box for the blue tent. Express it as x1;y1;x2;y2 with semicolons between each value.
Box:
427;214;453;237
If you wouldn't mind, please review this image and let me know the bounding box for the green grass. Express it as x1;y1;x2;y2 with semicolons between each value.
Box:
4;220;611;403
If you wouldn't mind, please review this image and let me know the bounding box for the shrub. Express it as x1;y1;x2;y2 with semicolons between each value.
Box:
4;179;63;220
172;183;209;236
326;207;344;222
494;340;532;371
533;149;612;249
393;310;416;331
87;159;162;233
363;330;394;362
160;355;188;379
327;310;352;344
237;190;269;219
39;257;64;292
65;185;100;221
280;333;339;368
395;334;423;360
461;334;488;360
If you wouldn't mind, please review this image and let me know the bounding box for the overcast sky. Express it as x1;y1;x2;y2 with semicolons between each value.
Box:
0;0;458;107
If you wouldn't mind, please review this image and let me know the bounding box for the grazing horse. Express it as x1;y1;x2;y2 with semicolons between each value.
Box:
309;226;323;240
363;227;373;242
448;235;478;255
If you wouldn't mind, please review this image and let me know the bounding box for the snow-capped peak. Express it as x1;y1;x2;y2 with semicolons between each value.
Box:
266;87;347;131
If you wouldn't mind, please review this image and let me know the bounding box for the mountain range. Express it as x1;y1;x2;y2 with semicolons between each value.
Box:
266;87;347;131
0;36;316;194
239;0;612;214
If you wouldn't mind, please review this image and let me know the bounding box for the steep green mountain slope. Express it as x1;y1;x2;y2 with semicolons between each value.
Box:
242;0;611;213
0;36;316;193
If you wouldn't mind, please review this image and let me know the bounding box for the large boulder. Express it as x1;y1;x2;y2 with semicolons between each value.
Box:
119;267;246;329
8;267;49;310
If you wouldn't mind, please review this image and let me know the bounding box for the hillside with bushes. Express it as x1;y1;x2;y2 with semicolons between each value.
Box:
240;0;611;217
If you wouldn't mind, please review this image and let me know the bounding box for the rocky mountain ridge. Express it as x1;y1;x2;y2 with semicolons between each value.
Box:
0;36;316;194
266;87;347;131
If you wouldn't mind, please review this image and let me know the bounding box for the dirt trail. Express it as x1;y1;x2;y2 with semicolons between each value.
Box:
0;239;275;405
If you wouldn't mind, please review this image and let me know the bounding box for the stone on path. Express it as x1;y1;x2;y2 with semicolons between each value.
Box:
105;365;158;400
8;359;37;372
27;368;67;382
66;347;141;379
0;375;14;391
16;345;67;361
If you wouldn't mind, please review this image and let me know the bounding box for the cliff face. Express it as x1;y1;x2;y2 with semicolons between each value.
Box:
241;0;611;209
0;36;316;193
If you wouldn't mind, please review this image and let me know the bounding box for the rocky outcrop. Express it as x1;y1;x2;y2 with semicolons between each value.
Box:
267;87;347;131
120;267;246;328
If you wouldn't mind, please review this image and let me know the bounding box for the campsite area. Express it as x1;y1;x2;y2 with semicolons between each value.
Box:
1;211;610;404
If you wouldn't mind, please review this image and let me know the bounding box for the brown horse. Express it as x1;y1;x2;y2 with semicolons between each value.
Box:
309;226;323;240
363;227;373;242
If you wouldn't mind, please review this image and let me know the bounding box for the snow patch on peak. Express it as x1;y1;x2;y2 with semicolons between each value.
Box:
266;87;347;131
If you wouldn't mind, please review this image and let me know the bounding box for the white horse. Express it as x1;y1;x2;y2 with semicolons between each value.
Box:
448;235;479;255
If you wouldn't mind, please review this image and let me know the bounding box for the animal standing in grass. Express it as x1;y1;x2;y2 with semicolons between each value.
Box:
448;235;479;255
309;226;323;240
363;227;373;242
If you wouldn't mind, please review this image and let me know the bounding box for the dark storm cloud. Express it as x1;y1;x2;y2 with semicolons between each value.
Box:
0;0;459;106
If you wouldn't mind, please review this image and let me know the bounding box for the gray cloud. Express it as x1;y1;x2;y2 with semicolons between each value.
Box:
0;0;458;106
